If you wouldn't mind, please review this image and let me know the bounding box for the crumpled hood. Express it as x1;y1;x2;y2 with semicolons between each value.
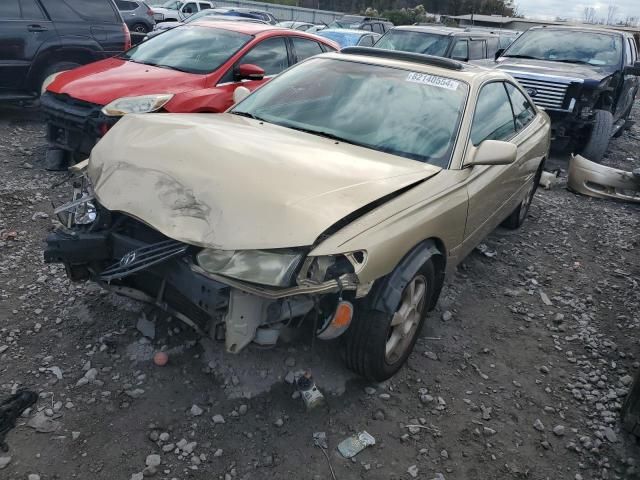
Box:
89;113;440;250
480;58;610;82
48;58;204;105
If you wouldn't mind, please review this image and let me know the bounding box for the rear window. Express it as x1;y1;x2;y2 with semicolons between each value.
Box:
40;0;120;22
122;25;252;74
376;30;451;57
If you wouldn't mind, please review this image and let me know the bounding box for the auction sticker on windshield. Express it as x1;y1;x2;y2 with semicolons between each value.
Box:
406;72;460;90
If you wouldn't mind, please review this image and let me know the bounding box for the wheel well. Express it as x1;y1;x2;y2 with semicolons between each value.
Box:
369;237;447;314
29;50;98;91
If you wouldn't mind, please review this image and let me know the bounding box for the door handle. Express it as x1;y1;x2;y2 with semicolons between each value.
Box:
28;24;48;32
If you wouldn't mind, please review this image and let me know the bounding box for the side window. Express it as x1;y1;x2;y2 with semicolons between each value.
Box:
20;0;45;19
624;38;633;66
362;24;373;31
199;3;211;10
115;0;135;10
469;40;485;60
471;82;516;145
372;23;383;34
41;0;119;22
240;37;289;76
358;35;374;47
182;2;197;14
292;37;323;62
0;0;21;18
451;40;468;61
506;83;536;131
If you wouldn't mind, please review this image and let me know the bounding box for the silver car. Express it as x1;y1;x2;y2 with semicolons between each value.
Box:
115;0;156;33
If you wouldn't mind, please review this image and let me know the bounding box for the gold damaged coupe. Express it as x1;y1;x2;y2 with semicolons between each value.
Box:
45;47;551;380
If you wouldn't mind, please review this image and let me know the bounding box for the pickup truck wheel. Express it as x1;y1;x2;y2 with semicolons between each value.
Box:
343;260;435;381
502;162;543;230
580;109;613;163
621;370;640;437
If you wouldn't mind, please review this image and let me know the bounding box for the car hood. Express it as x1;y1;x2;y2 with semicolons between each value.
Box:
150;7;175;14
479;57;611;82
47;58;204;105
88;113;441;250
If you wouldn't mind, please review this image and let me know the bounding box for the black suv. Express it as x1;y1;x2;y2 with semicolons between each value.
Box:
485;26;640;162
330;15;393;34
0;0;130;101
375;26;501;62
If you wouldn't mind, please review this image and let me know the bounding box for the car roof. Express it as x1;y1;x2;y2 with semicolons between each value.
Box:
320;28;373;35
319;49;508;86
528;25;628;36
188;20;284;34
392;25;497;37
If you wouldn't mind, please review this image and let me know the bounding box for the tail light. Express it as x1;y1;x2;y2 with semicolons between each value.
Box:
147;8;154;17
123;23;131;50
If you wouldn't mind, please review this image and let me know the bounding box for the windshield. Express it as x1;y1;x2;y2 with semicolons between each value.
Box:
375;30;451;57
122;26;251;74
318;31;362;47
330;16;363;28
504;29;622;67
231;58;468;168
161;0;182;9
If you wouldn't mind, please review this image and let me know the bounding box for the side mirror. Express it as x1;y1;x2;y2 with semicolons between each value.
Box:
233;86;251;104
235;63;265;81
624;61;640;76
495;48;505;60
465;140;517;167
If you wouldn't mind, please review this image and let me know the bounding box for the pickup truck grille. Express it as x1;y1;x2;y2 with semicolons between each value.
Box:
510;75;571;111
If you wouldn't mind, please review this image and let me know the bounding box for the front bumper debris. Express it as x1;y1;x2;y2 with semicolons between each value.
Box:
568;154;640;203
45;227;353;353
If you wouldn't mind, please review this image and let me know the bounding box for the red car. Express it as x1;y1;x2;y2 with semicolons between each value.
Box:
41;21;338;165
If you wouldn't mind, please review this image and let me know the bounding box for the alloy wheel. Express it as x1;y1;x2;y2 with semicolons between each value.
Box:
385;275;427;364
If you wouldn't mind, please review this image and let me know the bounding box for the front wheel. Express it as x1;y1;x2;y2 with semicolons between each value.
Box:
580;109;613;162
342;260;436;381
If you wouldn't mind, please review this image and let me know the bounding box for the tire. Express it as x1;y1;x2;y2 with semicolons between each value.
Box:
621;370;640;438
502;162;543;230
580;109;613;163
131;22;150;33
343;259;436;381
40;61;81;95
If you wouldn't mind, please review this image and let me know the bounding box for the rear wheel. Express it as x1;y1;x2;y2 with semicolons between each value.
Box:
621;370;640;438
131;22;150;33
343;259;436;381
502;162;543;230
581;109;613;162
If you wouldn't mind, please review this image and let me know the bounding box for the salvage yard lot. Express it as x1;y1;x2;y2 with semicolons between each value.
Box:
0;104;639;479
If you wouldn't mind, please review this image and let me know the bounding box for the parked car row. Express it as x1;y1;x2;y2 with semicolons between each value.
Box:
40;21;339;165
44;48;551;381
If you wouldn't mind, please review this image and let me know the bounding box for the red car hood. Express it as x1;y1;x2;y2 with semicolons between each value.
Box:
47;58;205;105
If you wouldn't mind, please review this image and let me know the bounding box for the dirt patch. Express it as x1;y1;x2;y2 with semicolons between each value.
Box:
0;104;638;480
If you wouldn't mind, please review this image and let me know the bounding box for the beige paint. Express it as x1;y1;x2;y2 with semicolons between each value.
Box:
89;53;551;288
568;154;640;203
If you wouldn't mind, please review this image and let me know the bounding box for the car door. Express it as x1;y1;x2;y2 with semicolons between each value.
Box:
462;81;537;248
468;39;486;60
0;0;56;92
215;36;290;111
180;1;197;18
614;36;639;122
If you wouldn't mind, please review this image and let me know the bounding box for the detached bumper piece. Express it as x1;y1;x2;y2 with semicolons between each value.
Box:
568;154;640;203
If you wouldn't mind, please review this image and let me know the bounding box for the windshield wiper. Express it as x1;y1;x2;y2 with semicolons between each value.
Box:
502;54;542;60
284;125;365;147
231;111;269;122
553;59;592;65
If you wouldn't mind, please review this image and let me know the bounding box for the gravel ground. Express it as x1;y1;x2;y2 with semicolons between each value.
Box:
0;103;639;480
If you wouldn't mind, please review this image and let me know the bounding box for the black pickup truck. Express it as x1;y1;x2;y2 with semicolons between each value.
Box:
479;26;640;162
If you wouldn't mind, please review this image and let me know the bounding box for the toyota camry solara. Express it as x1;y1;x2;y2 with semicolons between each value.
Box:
45;48;550;380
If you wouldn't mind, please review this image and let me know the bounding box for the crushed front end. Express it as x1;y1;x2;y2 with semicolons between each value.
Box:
44;168;361;353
